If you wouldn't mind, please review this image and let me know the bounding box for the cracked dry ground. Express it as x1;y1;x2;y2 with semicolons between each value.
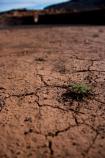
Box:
0;26;105;158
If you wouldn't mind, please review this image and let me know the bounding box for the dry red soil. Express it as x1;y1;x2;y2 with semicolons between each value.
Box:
0;26;105;158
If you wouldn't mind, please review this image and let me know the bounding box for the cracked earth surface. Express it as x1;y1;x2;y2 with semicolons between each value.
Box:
0;26;105;158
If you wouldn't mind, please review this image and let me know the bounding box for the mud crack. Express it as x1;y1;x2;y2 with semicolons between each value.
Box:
0;98;5;111
85;133;98;157
48;141;54;156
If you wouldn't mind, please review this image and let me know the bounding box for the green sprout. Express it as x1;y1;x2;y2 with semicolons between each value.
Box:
70;83;91;94
62;83;92;102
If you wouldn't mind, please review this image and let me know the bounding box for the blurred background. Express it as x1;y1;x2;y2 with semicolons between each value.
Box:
0;0;69;12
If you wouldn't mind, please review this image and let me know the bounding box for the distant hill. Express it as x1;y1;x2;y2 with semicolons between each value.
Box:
45;0;105;10
1;1;105;26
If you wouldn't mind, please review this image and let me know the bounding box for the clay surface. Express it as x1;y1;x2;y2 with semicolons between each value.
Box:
0;26;105;158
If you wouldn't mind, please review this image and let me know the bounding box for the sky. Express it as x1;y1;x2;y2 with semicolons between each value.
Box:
0;0;69;12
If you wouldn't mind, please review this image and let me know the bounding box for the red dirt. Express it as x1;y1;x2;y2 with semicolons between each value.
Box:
0;26;105;158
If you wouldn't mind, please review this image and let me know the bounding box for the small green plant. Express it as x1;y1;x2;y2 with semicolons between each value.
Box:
62;83;92;101
69;83;91;94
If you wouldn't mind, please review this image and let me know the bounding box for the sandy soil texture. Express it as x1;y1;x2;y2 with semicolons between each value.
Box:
0;26;105;158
